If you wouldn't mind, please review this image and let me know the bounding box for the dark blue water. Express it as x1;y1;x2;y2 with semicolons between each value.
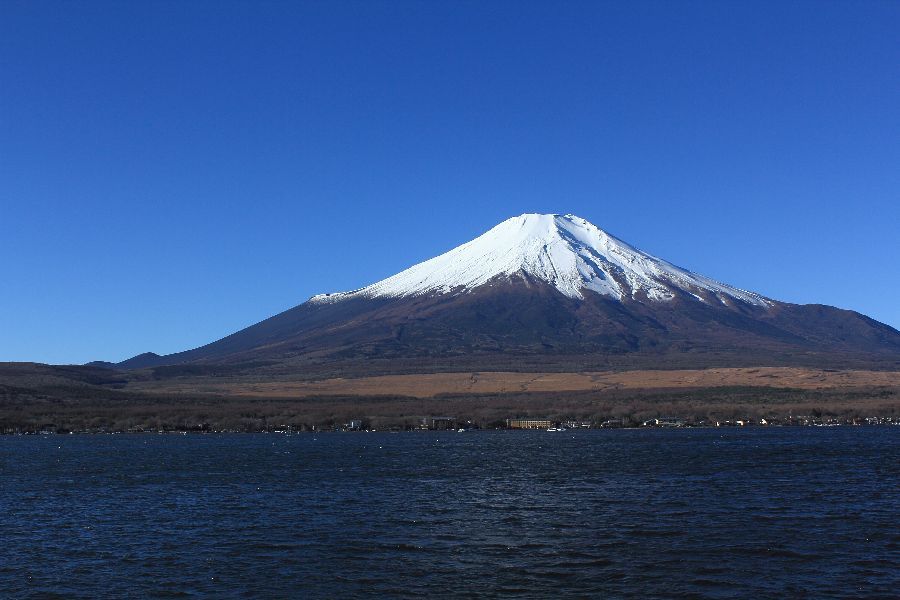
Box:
1;428;898;598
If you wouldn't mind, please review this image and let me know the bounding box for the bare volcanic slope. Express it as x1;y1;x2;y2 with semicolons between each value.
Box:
117;214;900;374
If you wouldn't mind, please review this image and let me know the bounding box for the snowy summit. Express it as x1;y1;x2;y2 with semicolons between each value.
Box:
311;213;769;307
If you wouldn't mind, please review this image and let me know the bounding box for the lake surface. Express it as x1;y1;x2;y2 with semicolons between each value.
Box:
1;428;898;598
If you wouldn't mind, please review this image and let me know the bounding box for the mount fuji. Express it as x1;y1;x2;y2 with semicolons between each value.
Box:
117;214;900;373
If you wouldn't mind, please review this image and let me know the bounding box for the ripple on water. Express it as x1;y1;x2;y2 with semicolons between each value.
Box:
0;427;898;598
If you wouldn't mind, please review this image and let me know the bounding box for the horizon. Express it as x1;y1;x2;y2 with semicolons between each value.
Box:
2;1;898;364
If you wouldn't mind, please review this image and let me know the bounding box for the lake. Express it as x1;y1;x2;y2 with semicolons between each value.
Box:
1;428;897;598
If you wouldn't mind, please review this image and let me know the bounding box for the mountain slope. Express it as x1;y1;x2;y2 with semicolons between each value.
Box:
116;214;900;373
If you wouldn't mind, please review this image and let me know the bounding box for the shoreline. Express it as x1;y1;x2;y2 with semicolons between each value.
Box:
5;421;899;436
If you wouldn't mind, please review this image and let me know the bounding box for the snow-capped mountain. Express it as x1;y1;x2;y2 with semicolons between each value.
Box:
312;214;768;306
116;213;900;373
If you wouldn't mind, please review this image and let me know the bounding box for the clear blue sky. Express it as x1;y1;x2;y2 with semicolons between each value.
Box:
2;1;898;364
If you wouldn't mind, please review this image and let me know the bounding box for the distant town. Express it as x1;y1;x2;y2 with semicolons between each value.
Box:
4;413;899;435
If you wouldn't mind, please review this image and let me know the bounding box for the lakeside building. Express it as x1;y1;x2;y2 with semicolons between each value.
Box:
421;417;457;430
642;417;684;427
506;419;552;429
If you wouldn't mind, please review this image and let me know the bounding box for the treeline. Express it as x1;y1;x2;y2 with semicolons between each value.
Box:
1;383;897;434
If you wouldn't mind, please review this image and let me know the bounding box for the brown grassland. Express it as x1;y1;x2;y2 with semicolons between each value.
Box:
127;367;900;398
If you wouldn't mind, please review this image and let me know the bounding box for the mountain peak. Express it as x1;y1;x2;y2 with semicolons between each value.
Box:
311;213;770;307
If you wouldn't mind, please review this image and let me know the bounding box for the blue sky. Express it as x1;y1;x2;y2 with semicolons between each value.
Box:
2;1;898;364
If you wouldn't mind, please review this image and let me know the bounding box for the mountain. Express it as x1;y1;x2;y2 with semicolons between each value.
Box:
116;214;900;374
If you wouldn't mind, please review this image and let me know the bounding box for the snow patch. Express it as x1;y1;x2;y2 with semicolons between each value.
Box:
309;214;771;307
